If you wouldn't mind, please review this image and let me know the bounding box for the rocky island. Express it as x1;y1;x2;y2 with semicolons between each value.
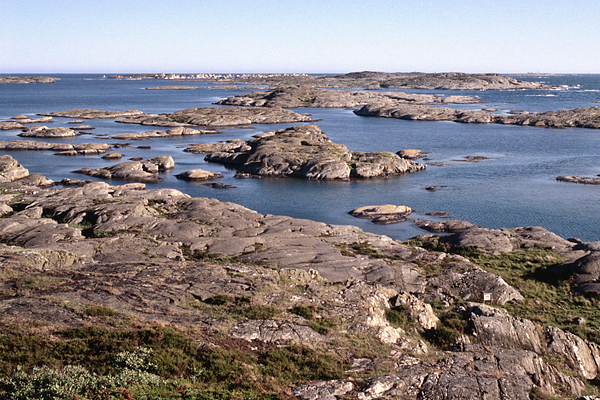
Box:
73;156;175;183
217;85;480;108
0;156;600;399
194;125;426;180
116;106;316;127
355;103;600;129
0;76;60;84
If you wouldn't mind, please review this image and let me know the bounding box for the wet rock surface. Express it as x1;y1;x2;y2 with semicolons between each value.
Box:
201;124;425;180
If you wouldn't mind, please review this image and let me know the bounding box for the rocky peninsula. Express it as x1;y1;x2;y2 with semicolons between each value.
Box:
194;125;425;180
1;156;600;399
116;106;316;127
217;85;480;108
355;103;600;129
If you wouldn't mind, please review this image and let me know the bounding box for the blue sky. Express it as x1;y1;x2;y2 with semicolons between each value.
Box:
2;0;599;74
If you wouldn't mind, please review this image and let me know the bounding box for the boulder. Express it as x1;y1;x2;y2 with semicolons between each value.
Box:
396;149;423;159
349;205;412;224
0;155;29;183
102;153;123;160
293;380;355;400
73;156;174;183
175;169;223;181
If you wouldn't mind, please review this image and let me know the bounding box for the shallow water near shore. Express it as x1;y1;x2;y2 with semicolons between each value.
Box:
1;73;600;242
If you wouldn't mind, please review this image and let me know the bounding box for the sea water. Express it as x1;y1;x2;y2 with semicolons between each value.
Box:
1;74;599;241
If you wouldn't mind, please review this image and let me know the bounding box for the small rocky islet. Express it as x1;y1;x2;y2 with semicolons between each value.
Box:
2;72;600;399
196;125;426;180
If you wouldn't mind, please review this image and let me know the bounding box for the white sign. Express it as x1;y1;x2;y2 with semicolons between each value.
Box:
483;293;492;302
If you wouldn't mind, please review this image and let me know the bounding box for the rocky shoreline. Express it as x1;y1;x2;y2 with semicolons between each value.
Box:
2;72;600;399
1;155;600;399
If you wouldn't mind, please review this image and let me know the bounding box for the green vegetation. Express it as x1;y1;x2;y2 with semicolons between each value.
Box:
85;305;119;317
405;236;600;344
290;305;336;334
0;322;347;399
422;310;470;349
189;295;281;321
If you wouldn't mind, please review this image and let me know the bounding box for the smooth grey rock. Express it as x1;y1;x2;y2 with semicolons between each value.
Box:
19;126;80;138
0;155;29;183
39;109;143;119
293;380;354;400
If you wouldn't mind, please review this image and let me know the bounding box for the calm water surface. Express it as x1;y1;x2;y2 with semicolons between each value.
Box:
1;74;600;241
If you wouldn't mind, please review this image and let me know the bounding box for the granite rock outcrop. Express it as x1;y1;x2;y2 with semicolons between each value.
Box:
116;106;316;127
1;159;600;399
355;103;600;129
39;109;144;119
200;125;425;180
217;85;480;108
73;156;175;183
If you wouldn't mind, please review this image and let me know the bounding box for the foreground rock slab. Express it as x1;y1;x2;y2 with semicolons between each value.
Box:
1;172;599;398
200;124;425;180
